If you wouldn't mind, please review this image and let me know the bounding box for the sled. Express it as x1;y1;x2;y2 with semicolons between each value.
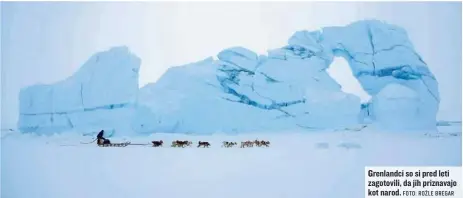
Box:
98;142;131;147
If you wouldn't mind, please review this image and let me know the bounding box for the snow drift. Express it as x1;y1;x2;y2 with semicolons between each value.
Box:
18;20;440;135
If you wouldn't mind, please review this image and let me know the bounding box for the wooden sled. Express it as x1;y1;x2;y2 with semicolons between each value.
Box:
98;142;131;147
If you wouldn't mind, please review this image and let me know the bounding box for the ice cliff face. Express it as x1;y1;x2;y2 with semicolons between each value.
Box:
18;20;439;135
18;46;141;135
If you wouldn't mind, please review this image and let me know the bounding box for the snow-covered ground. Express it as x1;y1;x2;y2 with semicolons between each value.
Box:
2;124;461;198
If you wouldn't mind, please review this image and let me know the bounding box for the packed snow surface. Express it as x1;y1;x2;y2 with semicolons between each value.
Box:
2;124;461;198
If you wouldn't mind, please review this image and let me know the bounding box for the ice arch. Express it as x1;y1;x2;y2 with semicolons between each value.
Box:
133;20;440;133
326;57;371;103
18;20;440;135
318;20;440;130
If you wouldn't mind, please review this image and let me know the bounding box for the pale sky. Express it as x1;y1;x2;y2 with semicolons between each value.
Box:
1;2;461;128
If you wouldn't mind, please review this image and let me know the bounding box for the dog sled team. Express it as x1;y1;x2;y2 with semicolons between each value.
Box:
222;140;270;148
95;130;270;148
238;140;270;148
150;140;210;147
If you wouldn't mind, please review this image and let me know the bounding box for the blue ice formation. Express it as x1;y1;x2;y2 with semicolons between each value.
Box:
320;20;439;130
18;46;143;136
18;20;439;135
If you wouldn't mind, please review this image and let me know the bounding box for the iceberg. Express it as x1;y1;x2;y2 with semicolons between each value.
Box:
18;46;142;136
18;20;439;135
135;20;438;133
135;43;361;133
136;54;362;133
320;20;439;130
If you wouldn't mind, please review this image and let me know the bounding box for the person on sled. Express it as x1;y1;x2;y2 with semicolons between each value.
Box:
96;130;111;145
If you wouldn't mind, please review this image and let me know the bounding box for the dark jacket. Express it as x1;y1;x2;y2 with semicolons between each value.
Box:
96;130;111;144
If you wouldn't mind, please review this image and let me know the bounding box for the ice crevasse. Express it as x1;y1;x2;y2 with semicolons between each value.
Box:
18;20;439;135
